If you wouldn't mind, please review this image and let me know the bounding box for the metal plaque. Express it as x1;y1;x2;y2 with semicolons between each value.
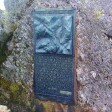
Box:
33;9;77;105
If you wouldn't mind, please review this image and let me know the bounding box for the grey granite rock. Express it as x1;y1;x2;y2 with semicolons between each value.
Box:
1;0;112;111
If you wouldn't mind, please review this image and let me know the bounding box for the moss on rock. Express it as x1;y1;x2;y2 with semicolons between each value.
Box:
0;32;13;65
0;76;38;111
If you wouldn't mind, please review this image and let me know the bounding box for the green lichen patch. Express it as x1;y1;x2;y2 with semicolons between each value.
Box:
0;76;38;111
0;76;11;91
10;83;20;93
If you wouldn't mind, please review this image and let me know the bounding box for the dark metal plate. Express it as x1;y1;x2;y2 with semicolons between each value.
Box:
33;9;76;105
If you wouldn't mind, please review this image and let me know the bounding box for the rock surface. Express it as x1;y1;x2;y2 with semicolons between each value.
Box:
0;0;112;112
0;10;3;37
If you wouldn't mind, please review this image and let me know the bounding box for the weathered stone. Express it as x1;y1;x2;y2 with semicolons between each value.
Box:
0;0;112;112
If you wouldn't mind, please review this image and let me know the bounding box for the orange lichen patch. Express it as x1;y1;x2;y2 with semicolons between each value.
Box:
41;101;53;112
74;104;94;112
39;101;68;112
54;103;65;112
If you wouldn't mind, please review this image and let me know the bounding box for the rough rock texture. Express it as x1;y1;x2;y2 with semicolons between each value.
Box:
0;10;3;36
4;0;30;23
0;0;112;112
77;1;112;111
